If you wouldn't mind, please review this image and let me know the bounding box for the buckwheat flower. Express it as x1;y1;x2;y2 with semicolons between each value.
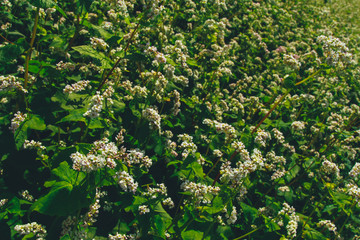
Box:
284;54;301;69
225;206;238;224
272;169;286;180
0;75;27;93
90;37;109;50
0;198;8;207
213;149;223;158
349;163;360;178
82;198;100;227
14;222;47;239
317;35;353;66
278;186;290;192
177;134;197;159
23;140;46;151
109;233;133;240
56;61;75;71
287;213;299;239
318;220;337;233
163;197;175;208
291;121;306;131
139;205;150;215
114;171;138;193
142;107;161;133
254;129;271;147
10;111;27;133
321;159;340;179
84;92;103;118
63;80;90;93
180;180;220;205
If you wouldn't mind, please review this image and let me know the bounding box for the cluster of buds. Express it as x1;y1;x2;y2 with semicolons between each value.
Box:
14;222;47;240
90;37;109;50
71;138;118;172
9;111;27;133
180;180;220;205
0;75;27;93
114;171;138;193
177;133;197;159
142;106;161;133
23;140;46;151
317;35;353;67
63;80;90;93
203;119;236;142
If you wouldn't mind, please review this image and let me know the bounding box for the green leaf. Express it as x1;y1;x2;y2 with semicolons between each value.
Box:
31;181;91;216
52;161;85;185
203;195;223;214
153;215;166;238
0;44;24;63
31;0;56;8
27;115;46;130
181;230;204;240
14;122;29;150
72;45;112;68
57;108;87;124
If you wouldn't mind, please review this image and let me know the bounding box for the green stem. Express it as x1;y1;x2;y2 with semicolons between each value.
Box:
24;7;40;89
233;225;265;240
252;89;290;134
295;69;321;86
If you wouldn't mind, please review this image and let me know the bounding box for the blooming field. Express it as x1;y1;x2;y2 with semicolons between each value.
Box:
0;0;360;239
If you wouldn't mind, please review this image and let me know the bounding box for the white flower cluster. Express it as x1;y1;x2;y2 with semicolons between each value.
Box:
0;198;8;207
142;183;167;198
60;216;87;239
349;163;360;178
142;106;161;133
109;233;137;240
125;149;152;170
180;180;220;205
0;75;27;93
71;138;117;172
177;133;197;159
318;220;337;233
81;189;103;227
254;129;271;147
115;128;126;145
90;37;109;50
139;205;150;215
9;111;27;133
83;91;103;118
320;159;340;179
63;80;90;93
347;183;360;207
317;35;353;67
114;171;138;193
171;90;181;116
203;119;236;141
225;206;238;224
56;61;75;71
291;121;306;132
23;140;46;151
278;203;299;239
14;222;47;240
283;54;301;70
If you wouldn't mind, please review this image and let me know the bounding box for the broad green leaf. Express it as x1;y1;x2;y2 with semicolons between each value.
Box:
56;108;87;124
31;181;91;216
52;161;85;185
153;215;166;238
27;115;46;130
181;230;203;240
72;45;112;68
203;195;223;214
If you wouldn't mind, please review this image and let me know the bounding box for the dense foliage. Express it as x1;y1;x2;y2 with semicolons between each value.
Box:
0;0;360;239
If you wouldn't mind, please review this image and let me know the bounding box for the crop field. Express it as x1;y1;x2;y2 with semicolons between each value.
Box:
0;0;360;239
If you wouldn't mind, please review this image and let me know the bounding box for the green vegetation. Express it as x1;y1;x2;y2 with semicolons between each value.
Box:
0;0;359;239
